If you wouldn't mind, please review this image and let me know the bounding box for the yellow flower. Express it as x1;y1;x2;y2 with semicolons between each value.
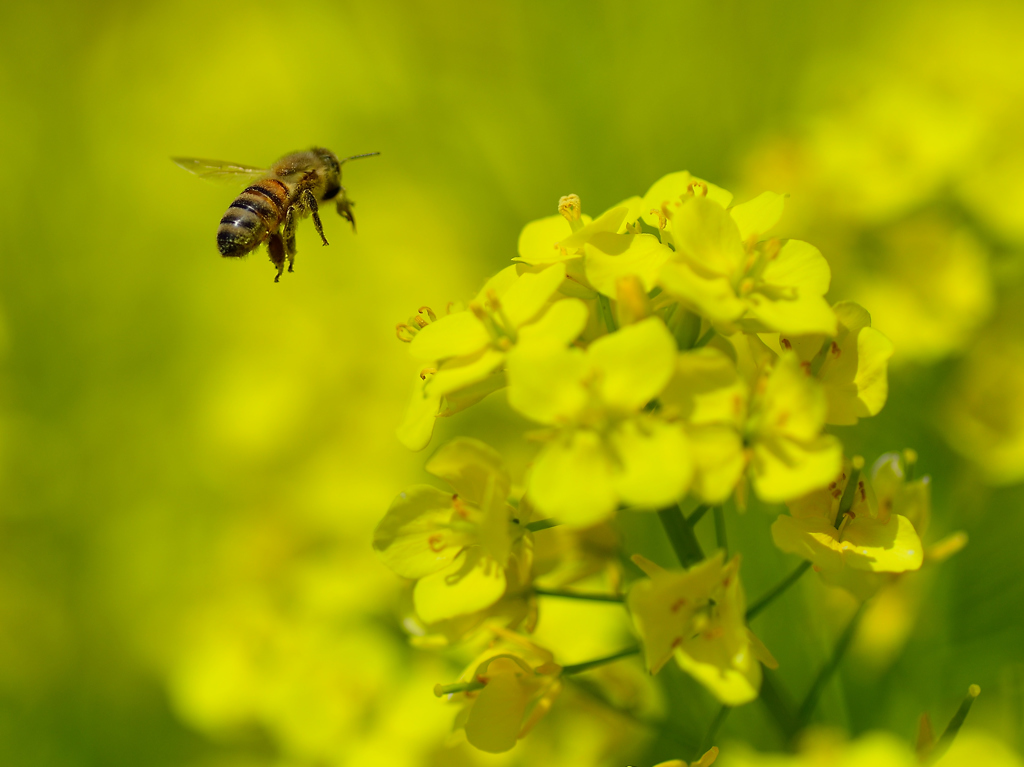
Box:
440;639;562;754
506;317;692;525
657;191;837;336
772;457;924;599
772;301;894;425
374;438;529;623
941;332;1024;485
662;346;842;504
397;263;578;450
627;552;773;705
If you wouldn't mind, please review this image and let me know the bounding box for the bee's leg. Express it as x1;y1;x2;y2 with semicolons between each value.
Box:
283;205;299;273
336;187;357;232
267;232;286;282
300;189;329;246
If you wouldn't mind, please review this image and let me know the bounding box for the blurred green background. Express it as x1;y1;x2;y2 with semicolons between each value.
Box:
1;0;1023;764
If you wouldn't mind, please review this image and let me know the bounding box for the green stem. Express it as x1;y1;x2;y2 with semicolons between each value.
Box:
746;561;811;621
713;505;728;557
597;294;618;333
533;588;624;603
759;668;799;739
525;518;560;533
931;685;981;762
698;705;731;756
796;602;867;729
562;646;640;675
658;506;705;567
688;504;710;525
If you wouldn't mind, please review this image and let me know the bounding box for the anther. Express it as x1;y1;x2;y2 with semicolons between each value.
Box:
396;323;416;343
687;181;708;197
558;194;582;228
419;306;437;322
419;367;436;380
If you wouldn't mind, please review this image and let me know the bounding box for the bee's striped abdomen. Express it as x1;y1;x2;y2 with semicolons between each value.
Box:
216;178;292;257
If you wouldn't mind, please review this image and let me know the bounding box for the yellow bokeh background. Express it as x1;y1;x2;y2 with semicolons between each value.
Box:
1;0;1023;764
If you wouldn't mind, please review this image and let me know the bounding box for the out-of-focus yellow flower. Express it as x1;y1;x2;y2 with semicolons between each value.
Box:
374;438;530;623
627;552;773;706
942;332;1024;485
440;638;562;754
850;215;993;364
507;316;691;525
397;262;572;450
773;457;924;600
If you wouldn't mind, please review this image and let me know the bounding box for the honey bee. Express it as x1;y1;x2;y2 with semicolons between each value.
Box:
173;148;379;282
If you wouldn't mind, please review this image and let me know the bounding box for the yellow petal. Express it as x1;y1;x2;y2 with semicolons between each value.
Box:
686;425;746;504
559;205;630;250
429;349;505;398
527;431;618;526
463;658;534;753
760;239;831;297
425;437;509;505
517;214;579;265
409;311;488;361
587;317;678;411
729;191;787;242
752;434;843;503
671;195;747;278
501;263;568;328
665;348;747;427
413;549;507;623
641;171;734;229
396;375;443;451
506;342;588;425
744;293;839;336
517;298;589;347
584;233;673;297
610;419;692;508
659;260;747;324
674;643;761;705
842;514;924;573
374;485;461;578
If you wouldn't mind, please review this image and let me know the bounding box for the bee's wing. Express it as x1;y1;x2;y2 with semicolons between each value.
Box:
172;157;269;184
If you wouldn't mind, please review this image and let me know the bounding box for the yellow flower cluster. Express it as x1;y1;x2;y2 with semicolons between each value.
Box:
378;171;971;760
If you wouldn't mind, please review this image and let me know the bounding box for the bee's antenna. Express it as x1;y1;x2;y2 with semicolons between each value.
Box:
340;151;381;165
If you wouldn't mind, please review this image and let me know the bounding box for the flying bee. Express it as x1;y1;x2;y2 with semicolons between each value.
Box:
173;148;379;282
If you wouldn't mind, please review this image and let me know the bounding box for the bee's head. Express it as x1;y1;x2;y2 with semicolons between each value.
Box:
312;147;343;200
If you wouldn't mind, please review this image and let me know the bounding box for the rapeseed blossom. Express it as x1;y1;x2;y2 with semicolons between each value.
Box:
377;169;984;763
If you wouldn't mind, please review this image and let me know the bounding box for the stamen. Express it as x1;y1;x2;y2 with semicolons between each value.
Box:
687;181;708;197
558;194;583;232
